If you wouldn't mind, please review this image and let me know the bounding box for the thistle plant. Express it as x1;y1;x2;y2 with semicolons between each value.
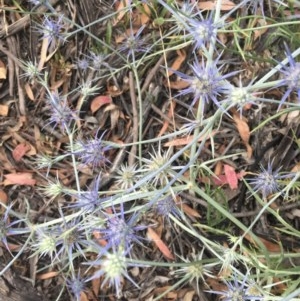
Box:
187;13;221;50
69;175;104;213
31;226;60;261
56;217;91;266
119;25;149;60
141;145;180;187
7;1;300;300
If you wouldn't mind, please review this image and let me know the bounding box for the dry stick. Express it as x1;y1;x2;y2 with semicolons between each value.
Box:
151;103;175;125
16;64;26;116
141;55;166;94
128;71;138;166
37;37;49;71
0;42;23;68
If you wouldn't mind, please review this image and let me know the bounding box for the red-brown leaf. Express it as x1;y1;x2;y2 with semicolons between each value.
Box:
147;228;175;260
224;164;238;190
90;95;112;113
12;142;31;162
4;173;36;186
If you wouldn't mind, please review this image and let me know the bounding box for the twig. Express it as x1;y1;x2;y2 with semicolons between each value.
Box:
128;71;138;167
141;55;166;94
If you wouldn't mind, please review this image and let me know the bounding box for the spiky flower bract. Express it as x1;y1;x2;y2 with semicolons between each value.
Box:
74;131;112;170
248;161;282;198
119;25;148;59
115;163;139;190
187;13;220;50
88;51;108;70
142;145;179;187
69;175;105;213
222;78;257;115
66;271;86;301
173;56;234;111
76;57;89;72
36;15;66;49
155;195;181;220
86;250;139;298
100;203;146;253
56;217;91;265
20;60;41;80
164;1;198;36
173;251;213;295
46;91;77;132
207;272;262;301
31;226;60;261
278;45;300;108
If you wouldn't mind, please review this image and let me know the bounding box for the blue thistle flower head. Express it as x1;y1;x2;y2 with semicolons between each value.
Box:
74;130;112;170
76;57;89;72
100;203;146;253
119;25;148;59
36;15;66;48
187;14;220;50
207;272;263;301
88;51;108;71
173;56;234;110
155;195;181;220
278;45;300;109
57;218;91;260
66;271;86;301
68;175;104;213
248;161;283;198
46;91;77;132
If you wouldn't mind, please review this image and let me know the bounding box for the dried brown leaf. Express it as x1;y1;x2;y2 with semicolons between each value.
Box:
167;49;186;77
0;104;9;116
224;164;238;190
36;271;59;280
147;228;175;260
198;0;236;11
232;110;253;158
164;130;216;147
90;95;112;113
4;172;36;186
12;142;31;162
0;59;7;79
0;190;8;207
24;82;35;101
